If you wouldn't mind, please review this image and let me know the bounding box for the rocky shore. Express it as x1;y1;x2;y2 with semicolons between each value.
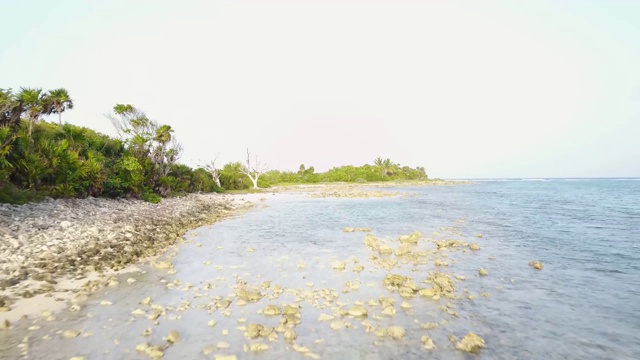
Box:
272;180;468;198
0;193;255;316
0;180;464;321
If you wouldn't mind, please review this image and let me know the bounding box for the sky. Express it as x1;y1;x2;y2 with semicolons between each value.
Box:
1;0;639;178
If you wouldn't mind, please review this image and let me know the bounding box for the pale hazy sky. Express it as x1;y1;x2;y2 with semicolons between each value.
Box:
1;0;639;178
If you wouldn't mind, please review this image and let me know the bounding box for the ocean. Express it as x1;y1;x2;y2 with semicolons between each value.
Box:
4;179;639;359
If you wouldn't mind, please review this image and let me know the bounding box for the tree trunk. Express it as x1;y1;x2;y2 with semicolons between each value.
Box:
248;174;259;189
58;111;62;129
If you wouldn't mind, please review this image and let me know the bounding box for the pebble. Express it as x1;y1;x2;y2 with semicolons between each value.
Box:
0;194;242;297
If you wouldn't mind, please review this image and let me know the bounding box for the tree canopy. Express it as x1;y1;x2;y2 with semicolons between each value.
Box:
1;85;430;204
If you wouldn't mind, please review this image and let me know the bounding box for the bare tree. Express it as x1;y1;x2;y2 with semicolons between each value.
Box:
240;148;267;189
161;137;183;177
203;153;221;187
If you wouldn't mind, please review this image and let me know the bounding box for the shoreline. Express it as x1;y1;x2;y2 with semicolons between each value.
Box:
0;180;460;323
270;179;470;198
0;193;261;322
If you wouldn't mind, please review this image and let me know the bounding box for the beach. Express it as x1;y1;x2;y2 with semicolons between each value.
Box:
0;181;437;322
0;180;638;359
0;192;258;323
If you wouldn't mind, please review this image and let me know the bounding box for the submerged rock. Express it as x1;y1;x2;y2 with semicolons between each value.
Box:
529;260;544;270
318;314;334;321
348;305;368;317
284;328;297;341
331;261;347;270
63;330;81;338
236;288;262;302
420;272;455;299
399;231;421;244
165;330;180;344
479;268;489;276
420;322;438;330
214;356;238;360
395;244;413;256
381;305;396;316
421;336;436;349
364;234;380;249
455;332;485;353
263;305;282;316
245;324;264;339
377;245;393;255
244;343;270;352
386;326;406;340
146;345;165;359
434;259;449;267
154;261;173;270
383;274;407;288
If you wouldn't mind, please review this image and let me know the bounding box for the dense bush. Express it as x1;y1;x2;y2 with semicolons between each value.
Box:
0;87;224;203
1;87;429;204
262;161;427;185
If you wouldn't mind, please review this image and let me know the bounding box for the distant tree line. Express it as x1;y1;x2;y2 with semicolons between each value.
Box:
261;158;427;186
1;86;428;204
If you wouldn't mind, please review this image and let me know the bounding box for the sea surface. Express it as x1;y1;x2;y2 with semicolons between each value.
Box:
2;179;639;359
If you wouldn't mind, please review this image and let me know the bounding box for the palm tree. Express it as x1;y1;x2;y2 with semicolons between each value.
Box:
1;88;20;127
153;124;174;178
374;157;384;176
17;87;44;139
155;124;173;145
373;157;393;177
44;88;74;128
0;88;24;154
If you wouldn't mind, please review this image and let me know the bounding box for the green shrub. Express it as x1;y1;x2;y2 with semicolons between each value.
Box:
0;182;44;204
142;190;162;203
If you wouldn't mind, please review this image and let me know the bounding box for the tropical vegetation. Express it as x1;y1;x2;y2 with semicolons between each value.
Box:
1;86;429;204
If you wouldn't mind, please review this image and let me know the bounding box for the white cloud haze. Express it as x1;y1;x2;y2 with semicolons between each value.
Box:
1;0;639;178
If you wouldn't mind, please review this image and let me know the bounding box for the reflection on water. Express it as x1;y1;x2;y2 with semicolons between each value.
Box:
2;181;640;360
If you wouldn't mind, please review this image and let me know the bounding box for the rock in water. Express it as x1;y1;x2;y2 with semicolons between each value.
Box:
245;324;264;339
244;343;269;352
263;305;282;316
421;336;436;350
348;305;368;317
63;330;81;338
455;332;485;353
383;274;407;288
529;260;544;270
165;330;180;344
386;326;406;340
399;231;421;244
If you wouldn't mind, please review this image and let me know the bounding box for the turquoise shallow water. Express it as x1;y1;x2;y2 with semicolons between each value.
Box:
2;179;639;359
387;179;640;359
